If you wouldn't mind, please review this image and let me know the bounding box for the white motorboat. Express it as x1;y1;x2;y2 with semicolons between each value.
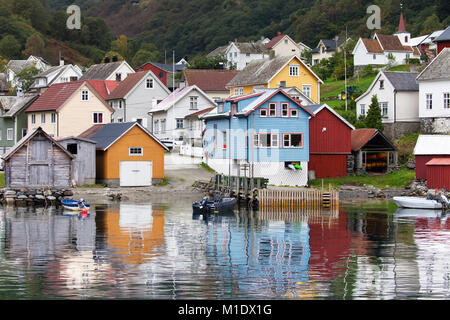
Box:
394;208;442;218
393;196;443;209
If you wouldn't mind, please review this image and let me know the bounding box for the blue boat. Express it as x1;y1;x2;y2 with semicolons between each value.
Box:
61;198;90;211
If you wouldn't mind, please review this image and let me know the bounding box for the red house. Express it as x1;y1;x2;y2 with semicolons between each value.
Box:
305;104;355;178
135;61;186;87
426;159;450;190
434;26;450;55
413;135;450;180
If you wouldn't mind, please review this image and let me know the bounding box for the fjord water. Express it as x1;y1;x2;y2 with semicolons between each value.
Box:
0;200;448;300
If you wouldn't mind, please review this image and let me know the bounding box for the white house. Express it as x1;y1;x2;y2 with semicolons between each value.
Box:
416;48;450;134
264;32;310;58
149;85;217;147
311;38;346;65
6;55;52;90
106;70;171;131
356;70;420;138
79;60;135;82
29;61;82;92
180;106;215;157
207;41;270;70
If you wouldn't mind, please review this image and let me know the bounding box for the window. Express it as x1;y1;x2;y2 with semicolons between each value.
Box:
231;103;237;116
41;113;46;124
218;103;224;113
234;87;244;96
246;53;250;57
176;118;184;129
93;112;104;124
222;131;227;149
269;103;276;117
281;103;289;117
302;85;311;98
61;77;69;83
234;52;237;57
283;133;303;148
426;94;433;110
154;120;159;133
51;113;56;123
289;64;299;77
373;54;376;60
313;59;319;65
254;133;279;148
444;93;450;109
279;81;286;88
81;90;89;101
290;109;298;117
260;108;268;117
360;104;366;116
379;80;384;90
380;102;388;117
21;129;27;138
31;114;36;124
118;118;123;123
129;147;143;156
189;96;198;110
146;78;154;89
405;36;408;43
161;120;166;133
406;53;410;59
67;143;78;155
116;73;122;82
6;128;13;141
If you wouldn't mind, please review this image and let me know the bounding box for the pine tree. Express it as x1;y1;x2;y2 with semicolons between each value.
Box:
365;95;384;131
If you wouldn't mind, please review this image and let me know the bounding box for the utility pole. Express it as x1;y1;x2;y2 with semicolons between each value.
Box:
344;25;348;111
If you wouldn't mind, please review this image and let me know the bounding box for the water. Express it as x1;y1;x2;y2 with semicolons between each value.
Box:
0;199;449;300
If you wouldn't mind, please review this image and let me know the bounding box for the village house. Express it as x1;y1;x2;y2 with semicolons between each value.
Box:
29;61;82;93
0;73;8;95
311;38;346;66
304;103;355;179
6;55;52;90
180;106;215;157
135;61;186;90
434;25;450;55
181;69;240;101
80;60;135;82
413;135;450;180
207;41;270;70
24;80;116;138
265;32;310;58
201;88;313;187
356;70;420;139
418;29;445;61
227;55;323;104
106;70;171;131
2;127;74;188
149;85;217;148
79;122;169;187
415;48;450;134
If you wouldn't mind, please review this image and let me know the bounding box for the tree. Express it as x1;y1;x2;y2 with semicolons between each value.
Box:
22;33;45;58
15;65;40;92
422;14;442;35
102;51;124;63
0;55;8;73
187;55;231;69
0;35;22;59
111;35;129;61
365;95;384;131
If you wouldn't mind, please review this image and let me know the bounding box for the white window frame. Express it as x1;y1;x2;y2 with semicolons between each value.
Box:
426;94;432;110
41;113;45;124
93;112;104;124
444;93;450;109
6;128;13;141
176;118;184;129
254;133;279;148
51;113;56;123
129;147;143;156
360;104;366;116
289;64;299;77
154;120;159;133
81;90;89;101
290;109;298;117
379;80;384;90
222;130;227;149
259;108;268;117
380;102;388;117
31;113;36;124
268;103;277;117
161;119;166;134
281;103;289;117
302;85;311;98
146;78;154;89
189;96;198;110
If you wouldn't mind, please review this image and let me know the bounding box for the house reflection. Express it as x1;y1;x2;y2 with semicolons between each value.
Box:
103;203;165;265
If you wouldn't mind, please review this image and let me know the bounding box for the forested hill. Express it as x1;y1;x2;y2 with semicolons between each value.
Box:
1;0;449;68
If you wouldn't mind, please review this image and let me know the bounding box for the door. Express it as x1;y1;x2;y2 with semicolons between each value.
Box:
119;161;152;186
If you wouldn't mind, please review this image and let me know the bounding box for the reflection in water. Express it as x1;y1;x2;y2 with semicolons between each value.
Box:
0;201;448;299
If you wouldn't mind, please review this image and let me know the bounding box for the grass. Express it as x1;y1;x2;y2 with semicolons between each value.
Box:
157;177;170;186
321;74;377;99
387;64;411;72
199;162;216;173
309;168;415;189
0;172;4;188
394;132;420;164
78;183;107;188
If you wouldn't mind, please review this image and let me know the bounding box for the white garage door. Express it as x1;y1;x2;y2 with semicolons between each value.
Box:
120;161;152;187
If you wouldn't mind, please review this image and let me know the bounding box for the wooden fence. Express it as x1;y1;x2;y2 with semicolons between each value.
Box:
257;188;339;209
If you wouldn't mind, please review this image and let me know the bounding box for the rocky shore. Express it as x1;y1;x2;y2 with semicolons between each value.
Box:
0;188;74;206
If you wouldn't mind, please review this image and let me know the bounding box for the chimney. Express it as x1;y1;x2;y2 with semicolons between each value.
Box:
277;32;281;36
59;59;64;66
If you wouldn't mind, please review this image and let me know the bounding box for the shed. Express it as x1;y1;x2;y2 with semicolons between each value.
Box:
2;127;74;188
425;158;450;190
79;122;169;187
351;128;398;174
305;104;355;178
413;135;450;180
56;136;97;186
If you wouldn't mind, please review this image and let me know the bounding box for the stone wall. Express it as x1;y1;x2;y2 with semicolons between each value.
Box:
420;117;450;134
383;122;420;140
0;188;73;207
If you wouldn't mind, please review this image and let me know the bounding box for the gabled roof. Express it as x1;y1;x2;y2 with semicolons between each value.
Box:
265;32;286;49
351;128;396;152
414;135;450;155
312;39;345;53
227;55;323;87
382;71;419;91
304;104;355;130
150;85;216;113
107;70;169;100
416;48;450;81
0;96;18;111
86;80;119;99
2;95;39;118
139;61;185;73
185;107;215;119
81;122;169;151
7;60;35;74
434;25;450;42
375;34;411;52
361;39;384;53
231;42;269;54
25;80;114;112
206;45;228;57
2;127;74;161
80;61;133;80
183;69;240;91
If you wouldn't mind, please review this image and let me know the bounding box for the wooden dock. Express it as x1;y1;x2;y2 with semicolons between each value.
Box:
257;187;339;209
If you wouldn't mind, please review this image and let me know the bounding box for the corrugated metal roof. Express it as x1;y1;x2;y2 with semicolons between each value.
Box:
414;135;450;155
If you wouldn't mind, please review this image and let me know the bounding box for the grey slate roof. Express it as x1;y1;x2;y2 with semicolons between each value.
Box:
148;62;185;73
383;71;419;91
304;104;324;114
206;45;228;57
312;39;345;53
7;60;34;74
0;73;8;92
80;61;123;80
2;95;39;117
416;48;450;81
0;96;19;111
434;25;450;42
227;55;293;86
88;122;136;149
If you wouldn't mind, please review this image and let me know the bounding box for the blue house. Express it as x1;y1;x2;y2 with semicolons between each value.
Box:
201;89;313;186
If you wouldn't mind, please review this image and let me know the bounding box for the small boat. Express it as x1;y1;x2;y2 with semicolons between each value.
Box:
193;196;236;214
394;208;442;218
393;196;443;209
61;198;90;211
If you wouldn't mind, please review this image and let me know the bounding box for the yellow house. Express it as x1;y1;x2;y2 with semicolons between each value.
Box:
24;80;116;138
226;55;323;104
